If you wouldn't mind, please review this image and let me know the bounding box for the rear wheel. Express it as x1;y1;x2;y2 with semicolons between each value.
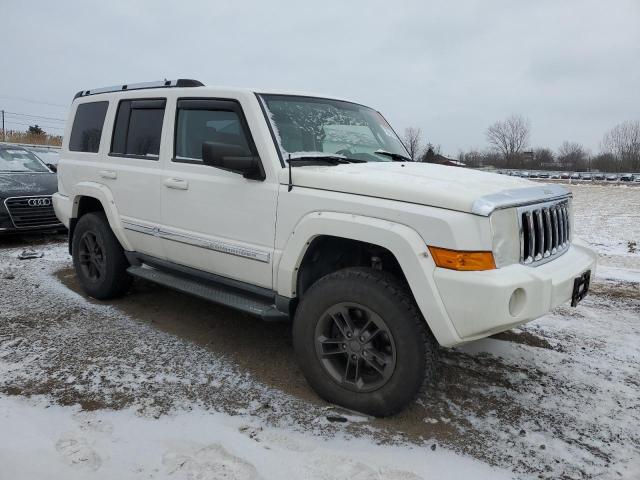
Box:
72;212;132;300
293;267;438;416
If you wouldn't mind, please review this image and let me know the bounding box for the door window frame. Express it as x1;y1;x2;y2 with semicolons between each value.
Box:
108;97;167;161
172;98;262;170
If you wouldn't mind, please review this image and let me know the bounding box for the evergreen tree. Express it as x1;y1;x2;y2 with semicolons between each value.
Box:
422;145;436;163
28;125;45;135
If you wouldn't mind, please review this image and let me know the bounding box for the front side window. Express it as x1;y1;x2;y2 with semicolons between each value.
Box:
69;101;109;153
111;99;166;158
174;100;251;162
0;148;50;173
258;94;409;162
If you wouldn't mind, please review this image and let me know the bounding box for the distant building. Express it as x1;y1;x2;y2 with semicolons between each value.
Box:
422;147;466;167
432;154;465;167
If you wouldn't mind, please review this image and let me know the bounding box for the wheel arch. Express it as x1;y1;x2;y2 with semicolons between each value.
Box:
295;236;409;299
276;212;457;345
69;182;132;253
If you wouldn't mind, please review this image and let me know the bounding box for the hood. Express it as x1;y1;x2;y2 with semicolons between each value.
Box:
0;172;58;198
280;162;565;215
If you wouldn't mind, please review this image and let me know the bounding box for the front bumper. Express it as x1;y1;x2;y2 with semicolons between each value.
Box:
432;239;597;344
52;192;72;228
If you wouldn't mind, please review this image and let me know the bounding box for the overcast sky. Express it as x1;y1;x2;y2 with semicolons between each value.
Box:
2;0;639;156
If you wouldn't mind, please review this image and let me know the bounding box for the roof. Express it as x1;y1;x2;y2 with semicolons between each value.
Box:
72;79;362;106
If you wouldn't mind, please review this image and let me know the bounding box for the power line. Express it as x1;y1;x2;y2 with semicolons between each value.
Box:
4;121;64;130
0;94;67;108
4;117;65;128
3;119;65;131
3;111;66;122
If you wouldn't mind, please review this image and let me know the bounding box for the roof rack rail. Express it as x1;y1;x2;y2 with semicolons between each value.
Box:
73;79;204;100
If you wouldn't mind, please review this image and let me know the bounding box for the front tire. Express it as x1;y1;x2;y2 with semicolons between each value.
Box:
293;267;438;417
72;212;132;300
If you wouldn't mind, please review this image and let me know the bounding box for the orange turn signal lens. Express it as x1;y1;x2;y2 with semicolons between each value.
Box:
428;246;496;271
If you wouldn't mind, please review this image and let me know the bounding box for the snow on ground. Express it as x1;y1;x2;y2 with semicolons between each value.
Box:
0;239;510;480
569;184;640;269
1;394;505;480
0;183;639;479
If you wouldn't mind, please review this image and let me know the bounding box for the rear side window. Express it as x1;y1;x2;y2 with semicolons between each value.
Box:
111;98;166;159
174;99;252;162
69;101;109;152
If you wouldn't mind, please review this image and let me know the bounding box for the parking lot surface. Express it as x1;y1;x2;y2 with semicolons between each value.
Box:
1;184;639;479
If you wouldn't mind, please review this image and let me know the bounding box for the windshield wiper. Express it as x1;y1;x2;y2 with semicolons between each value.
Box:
286;154;366;165
287;155;350;165
285;154;365;193
374;150;413;162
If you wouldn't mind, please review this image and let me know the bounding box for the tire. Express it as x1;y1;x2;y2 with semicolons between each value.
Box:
293;267;438;417
72;212;132;300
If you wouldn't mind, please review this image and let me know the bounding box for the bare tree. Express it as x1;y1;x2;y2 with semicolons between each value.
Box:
403;127;423;161
459;149;485;168
591;153;615;172
601;120;640;171
485;115;531;167
557;141;588;171
533;148;555;169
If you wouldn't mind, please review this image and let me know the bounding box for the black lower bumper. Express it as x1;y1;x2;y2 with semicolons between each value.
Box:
0;208;64;234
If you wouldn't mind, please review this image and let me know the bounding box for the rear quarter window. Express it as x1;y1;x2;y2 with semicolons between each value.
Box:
68;101;109;153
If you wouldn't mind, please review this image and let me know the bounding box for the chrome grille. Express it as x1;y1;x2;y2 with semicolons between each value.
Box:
519;199;570;265
4;196;62;229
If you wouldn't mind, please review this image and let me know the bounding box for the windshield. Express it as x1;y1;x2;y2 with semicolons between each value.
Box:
259;94;410;162
0;148;50;173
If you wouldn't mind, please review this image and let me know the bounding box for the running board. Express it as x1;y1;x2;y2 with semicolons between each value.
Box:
127;266;288;321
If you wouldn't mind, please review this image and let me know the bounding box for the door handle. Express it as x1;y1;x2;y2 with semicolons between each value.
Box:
163;178;189;190
99;170;117;180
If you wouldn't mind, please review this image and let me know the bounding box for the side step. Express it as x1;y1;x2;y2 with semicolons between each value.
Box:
127;266;288;321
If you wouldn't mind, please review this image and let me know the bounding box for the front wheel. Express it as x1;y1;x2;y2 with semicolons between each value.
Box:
293;267;438;417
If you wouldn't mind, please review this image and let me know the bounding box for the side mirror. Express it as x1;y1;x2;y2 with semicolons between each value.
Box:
46;163;58;173
202;142;264;180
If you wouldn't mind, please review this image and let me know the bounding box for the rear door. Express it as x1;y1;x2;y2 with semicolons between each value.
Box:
102;97;167;258
159;98;278;288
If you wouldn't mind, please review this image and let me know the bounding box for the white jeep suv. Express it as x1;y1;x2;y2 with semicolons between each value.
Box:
54;79;596;416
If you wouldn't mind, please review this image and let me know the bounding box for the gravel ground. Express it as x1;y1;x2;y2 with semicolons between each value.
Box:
0;184;639;479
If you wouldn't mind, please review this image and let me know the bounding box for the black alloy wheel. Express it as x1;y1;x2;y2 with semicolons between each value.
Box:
77;230;106;282
293;267;439;417
315;302;396;392
72;212;132;299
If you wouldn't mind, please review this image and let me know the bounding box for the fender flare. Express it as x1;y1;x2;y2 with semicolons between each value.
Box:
276;211;460;346
71;182;133;251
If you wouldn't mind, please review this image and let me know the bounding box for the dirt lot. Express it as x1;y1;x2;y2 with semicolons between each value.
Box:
1;184;639;479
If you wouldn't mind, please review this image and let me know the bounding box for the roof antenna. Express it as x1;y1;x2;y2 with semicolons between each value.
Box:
287;153;293;192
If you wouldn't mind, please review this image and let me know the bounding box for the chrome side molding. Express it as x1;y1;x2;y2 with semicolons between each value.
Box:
122;221;271;263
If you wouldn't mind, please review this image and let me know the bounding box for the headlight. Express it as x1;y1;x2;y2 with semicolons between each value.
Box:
490;208;520;268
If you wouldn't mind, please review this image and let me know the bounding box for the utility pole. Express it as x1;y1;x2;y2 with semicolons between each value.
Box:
1;110;4;142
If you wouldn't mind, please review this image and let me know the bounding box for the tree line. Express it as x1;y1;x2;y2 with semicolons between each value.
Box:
403;116;640;173
1;125;62;146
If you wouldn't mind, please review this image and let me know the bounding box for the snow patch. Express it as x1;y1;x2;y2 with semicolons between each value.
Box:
0;395;510;480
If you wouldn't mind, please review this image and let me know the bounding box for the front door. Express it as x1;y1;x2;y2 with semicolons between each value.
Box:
159;98;277;288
